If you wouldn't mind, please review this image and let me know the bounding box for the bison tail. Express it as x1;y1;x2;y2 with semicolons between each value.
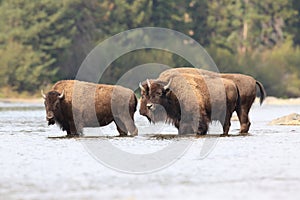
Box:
256;81;266;105
236;86;241;109
133;93;138;112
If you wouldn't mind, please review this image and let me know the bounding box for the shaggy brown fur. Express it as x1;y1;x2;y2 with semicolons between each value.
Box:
139;73;239;135
159;68;266;133
43;80;138;136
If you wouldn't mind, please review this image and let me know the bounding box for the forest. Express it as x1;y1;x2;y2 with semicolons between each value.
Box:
0;0;300;98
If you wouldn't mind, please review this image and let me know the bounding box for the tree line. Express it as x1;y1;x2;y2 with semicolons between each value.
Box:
0;0;300;97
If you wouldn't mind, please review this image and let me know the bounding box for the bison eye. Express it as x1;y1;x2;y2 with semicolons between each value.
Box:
156;92;163;97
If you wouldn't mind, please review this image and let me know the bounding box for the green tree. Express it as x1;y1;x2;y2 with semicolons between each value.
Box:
207;0;296;54
0;0;81;92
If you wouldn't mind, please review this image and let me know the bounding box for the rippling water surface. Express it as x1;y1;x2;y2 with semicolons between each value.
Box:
0;101;300;200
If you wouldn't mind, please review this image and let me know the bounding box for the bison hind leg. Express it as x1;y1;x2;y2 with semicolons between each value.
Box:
116;126;128;137
115;115;138;137
114;118;128;136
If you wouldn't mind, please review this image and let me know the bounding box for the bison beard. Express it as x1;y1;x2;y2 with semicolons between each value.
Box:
147;104;168;123
48;119;55;126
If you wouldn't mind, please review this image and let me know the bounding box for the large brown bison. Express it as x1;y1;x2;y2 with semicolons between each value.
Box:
139;73;240;136
42;80;138;136
159;68;266;133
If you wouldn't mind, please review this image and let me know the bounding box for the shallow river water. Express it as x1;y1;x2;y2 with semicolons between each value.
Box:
0;101;300;200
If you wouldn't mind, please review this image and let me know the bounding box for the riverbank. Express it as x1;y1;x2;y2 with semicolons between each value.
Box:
260;96;300;105
0;98;43;104
1;96;299;105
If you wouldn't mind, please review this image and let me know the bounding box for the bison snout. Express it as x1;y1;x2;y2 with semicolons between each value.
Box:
46;113;54;120
146;103;154;110
46;112;55;124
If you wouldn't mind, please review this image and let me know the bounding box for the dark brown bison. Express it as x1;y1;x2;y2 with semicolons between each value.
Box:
139;73;240;136
159;68;266;133
42;80;138;136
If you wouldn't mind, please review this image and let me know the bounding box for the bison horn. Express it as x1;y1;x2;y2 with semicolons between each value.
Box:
164;79;172;90
139;82;145;92
58;90;64;99
146;79;151;90
41;90;46;99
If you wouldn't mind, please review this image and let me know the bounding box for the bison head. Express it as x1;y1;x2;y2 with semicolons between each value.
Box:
42;90;64;126
139;79;178;123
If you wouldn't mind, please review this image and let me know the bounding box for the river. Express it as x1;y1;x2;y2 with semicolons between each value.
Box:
0;101;300;200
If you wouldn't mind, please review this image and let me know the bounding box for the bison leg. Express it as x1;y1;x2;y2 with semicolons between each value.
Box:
68;121;82;136
116;125;128;137
236;106;251;134
114;118;128;136
126;122;138;136
178;123;196;134
123;112;138;136
116;116;138;136
197;121;208;135
220;111;233;136
66;129;80;137
196;114;210;135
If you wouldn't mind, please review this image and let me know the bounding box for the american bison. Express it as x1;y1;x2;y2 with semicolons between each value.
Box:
42;80;138;136
159;68;266;133
139;73;240;136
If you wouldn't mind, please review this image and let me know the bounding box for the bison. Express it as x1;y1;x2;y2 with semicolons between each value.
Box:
159;68;266;134
42;80;138;136
139;73;240;136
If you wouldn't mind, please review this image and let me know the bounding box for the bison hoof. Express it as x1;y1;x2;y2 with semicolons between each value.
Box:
238;132;250;136
220;133;229;137
196;131;207;135
130;129;138;137
117;134;128;137
66;134;80;138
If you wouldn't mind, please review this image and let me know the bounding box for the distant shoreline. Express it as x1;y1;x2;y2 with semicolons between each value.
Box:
256;96;300;105
0;98;43;104
0;96;299;105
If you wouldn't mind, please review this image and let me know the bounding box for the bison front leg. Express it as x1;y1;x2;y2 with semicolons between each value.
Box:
68;121;82;137
178;119;200;134
196;114;210;135
197;120;209;135
178;123;196;134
